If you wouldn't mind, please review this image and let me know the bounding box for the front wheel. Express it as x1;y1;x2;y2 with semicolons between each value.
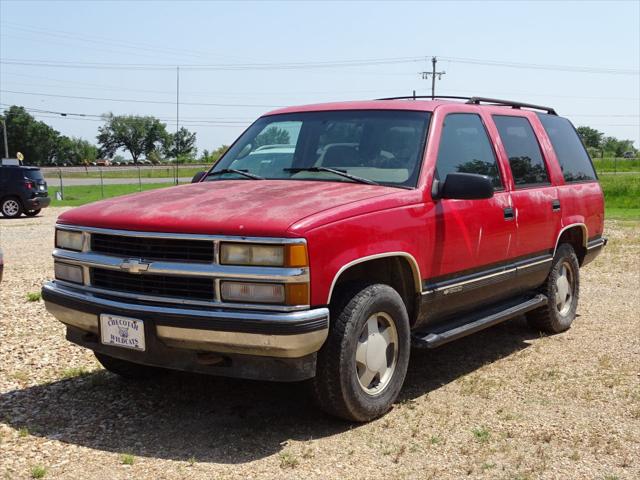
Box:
311;284;410;422
527;243;580;333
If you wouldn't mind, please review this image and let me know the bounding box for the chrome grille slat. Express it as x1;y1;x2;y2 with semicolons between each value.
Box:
91;233;214;263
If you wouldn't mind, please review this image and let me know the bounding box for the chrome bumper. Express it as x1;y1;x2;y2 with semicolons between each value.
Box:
43;281;329;358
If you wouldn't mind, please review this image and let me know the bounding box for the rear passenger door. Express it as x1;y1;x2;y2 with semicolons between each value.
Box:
491;114;560;289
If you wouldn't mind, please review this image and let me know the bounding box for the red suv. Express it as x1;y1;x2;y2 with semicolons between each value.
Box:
43;97;606;421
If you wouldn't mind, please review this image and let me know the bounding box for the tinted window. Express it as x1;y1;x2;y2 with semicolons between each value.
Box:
493;115;549;187
212;110;431;187
23;169;44;181
435;113;502;188
537;113;597;182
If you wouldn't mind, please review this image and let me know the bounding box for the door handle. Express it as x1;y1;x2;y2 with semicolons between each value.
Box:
503;207;515;221
552;199;561;212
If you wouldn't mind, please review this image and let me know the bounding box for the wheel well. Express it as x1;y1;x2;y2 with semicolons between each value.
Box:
557;226;587;265
330;256;420;325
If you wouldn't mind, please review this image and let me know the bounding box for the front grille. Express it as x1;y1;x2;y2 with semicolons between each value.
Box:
91;234;214;263
91;268;214;301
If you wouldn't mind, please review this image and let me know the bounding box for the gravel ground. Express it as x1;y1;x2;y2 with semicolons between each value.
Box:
1;208;638;480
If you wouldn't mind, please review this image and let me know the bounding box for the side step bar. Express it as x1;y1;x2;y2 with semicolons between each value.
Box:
412;294;548;349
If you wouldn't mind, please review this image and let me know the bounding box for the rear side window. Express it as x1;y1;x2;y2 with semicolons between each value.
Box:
493;115;549;187
435;113;502;189
536;114;597;182
23;169;44;181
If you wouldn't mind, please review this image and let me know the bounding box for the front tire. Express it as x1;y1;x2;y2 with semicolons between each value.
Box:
95;352;165;380
311;284;410;422
25;209;41;217
527;243;580;333
1;197;23;218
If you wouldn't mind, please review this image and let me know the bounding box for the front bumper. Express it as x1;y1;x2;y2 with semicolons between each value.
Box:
42;281;329;380
27;196;51;210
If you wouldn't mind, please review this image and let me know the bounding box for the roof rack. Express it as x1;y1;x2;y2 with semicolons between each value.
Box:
466;97;557;115
376;95;557;115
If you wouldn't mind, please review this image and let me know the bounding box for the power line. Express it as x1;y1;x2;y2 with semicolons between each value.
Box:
0;89;283;108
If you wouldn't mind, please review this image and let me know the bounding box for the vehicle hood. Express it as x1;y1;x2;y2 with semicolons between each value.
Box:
57;180;404;237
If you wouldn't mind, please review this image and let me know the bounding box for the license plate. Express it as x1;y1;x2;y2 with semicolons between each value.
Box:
100;314;145;351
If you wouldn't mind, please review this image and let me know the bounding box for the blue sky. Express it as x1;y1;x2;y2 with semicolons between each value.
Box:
1;0;638;156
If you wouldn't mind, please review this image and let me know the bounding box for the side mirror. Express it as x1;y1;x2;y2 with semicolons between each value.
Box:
436;173;494;200
191;171;206;183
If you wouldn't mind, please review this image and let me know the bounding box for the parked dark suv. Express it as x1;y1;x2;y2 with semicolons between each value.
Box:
0;166;51;218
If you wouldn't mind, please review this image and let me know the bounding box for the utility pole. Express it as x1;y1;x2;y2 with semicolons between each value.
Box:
420;56;446;98
0;119;9;158
175;65;180;185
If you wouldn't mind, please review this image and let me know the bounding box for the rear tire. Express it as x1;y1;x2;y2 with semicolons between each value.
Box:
311;283;410;422
25;209;41;217
95;352;165;380
527;243;580;334
1;197;23;218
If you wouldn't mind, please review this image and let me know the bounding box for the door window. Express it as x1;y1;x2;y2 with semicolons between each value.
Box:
435;113;503;189
493;115;550;187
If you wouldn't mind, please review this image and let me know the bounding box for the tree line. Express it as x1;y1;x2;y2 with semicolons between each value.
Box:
1;104;636;166
0;105;228;166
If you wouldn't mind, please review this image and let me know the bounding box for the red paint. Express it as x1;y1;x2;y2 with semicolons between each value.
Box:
57;99;605;307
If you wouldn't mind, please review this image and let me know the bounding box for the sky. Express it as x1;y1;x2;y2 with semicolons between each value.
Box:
0;0;639;157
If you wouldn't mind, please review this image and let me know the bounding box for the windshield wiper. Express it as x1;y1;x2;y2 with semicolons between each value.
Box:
207;169;264;180
284;167;379;186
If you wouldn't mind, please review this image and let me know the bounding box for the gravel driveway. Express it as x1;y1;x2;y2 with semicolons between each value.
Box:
1;208;638;479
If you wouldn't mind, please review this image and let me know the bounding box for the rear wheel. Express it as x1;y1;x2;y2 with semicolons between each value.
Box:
311;283;410;422
25;209;41;217
95;352;165;380
527;243;580;333
1;197;23;218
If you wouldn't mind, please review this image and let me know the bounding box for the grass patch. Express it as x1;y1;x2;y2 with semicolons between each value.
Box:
472;426;491;443
278;451;299;469
30;466;47;479
121;453;135;465
26;291;42;302
49;182;173;207
60;367;91;379
18;427;29;437
593;157;640;173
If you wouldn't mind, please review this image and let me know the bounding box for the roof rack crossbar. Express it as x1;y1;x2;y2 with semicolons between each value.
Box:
376;95;558;115
466;97;557;115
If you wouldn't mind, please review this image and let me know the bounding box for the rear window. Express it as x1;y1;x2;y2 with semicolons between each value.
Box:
23;169;45;181
536;114;597;182
493;115;549;187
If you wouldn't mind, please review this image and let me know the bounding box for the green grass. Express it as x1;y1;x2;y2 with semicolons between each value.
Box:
58;166;206;180
593;157;640;173
121;453;135;466
26;292;42;302
49;182;173;207
30;465;47;479
599;173;640;220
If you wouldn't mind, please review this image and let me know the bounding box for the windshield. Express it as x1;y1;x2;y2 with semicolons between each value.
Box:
207;110;431;188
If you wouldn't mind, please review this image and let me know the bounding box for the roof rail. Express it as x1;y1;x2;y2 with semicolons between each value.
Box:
466;97;557;115
376;95;472;101
375;95;558;115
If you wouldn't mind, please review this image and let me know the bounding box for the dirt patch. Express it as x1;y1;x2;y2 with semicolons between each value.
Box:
1;209;639;479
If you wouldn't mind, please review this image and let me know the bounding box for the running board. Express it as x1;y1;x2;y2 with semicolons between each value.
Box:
412;294;548;349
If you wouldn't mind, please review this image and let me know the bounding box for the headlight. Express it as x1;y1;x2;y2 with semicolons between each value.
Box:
56;229;83;251
219;243;307;267
54;262;83;284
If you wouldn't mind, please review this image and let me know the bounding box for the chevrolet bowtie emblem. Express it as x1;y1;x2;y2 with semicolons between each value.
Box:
120;258;150;274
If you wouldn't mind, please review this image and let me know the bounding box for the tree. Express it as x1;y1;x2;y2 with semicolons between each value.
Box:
576;126;603;149
56;136;98;165
254;126;290;147
163;126;197;160
97;114;168;164
1;106;61;165
602;136;636;157
200;145;229;164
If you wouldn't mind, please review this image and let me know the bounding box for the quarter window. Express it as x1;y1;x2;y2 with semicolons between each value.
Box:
493;115;550;187
435;113;502;189
536;113;597;182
